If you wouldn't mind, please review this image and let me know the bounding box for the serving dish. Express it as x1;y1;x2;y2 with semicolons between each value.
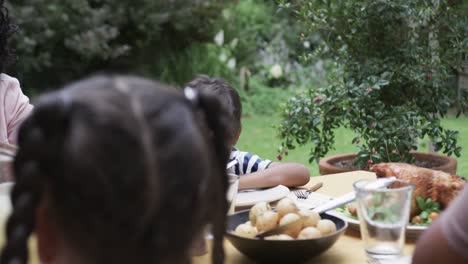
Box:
327;209;426;238
226;210;347;263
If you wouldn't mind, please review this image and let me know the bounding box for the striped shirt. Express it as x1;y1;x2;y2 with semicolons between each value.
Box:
227;147;272;176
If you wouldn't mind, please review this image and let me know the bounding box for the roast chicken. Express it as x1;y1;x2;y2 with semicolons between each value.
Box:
371;163;465;216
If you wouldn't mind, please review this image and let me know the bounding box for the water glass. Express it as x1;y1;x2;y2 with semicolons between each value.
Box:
227;173;239;215
353;179;413;259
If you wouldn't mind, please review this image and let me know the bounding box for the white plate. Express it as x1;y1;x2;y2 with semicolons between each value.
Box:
235;185;290;207
327;210;427;238
288;191;334;209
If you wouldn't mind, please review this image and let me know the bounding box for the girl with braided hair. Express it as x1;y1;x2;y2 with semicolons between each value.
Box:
0;0;33;145
0;75;231;264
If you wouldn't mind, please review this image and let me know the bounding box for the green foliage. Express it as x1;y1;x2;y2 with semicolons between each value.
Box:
220;0;279;67
126;0;311;90
152;42;237;86
277;0;468;168
7;0;226;91
149;0;319;110
239;113;468;177
216;0;320;88
239;76;293;115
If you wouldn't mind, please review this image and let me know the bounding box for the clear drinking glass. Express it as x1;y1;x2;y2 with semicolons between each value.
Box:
353;179;413;259
227;173;240;215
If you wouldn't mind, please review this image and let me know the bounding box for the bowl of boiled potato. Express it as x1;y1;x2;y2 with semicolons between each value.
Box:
226;197;347;263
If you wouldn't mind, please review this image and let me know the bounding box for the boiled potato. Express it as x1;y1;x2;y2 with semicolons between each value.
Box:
256;211;279;232
279;213;302;238
317;219;337;236
265;234;294;240
298;209;321;228
297;227;322;239
276;197;298;218
234;223;258;238
249;202;271;225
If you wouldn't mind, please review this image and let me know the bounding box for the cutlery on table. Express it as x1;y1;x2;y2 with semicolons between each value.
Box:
293;182;323;200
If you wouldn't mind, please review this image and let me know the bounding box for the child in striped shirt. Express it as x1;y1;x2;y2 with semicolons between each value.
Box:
187;76;310;190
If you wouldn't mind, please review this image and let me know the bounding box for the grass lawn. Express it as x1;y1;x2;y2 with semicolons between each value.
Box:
237;114;468;178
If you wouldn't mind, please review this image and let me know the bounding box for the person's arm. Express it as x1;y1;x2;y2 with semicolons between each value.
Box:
413;186;468;264
2;74;33;144
238;162;310;190
412;220;466;264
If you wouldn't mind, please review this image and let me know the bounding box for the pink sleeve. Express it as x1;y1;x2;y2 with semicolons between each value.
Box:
0;74;33;144
440;184;468;260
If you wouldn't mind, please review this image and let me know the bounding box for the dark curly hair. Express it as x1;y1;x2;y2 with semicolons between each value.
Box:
0;0;17;72
0;75;231;264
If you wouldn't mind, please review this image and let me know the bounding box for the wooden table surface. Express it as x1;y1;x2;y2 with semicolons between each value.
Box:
0;171;415;264
193;171;416;264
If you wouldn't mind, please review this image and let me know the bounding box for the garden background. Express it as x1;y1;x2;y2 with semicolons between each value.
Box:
6;0;468;177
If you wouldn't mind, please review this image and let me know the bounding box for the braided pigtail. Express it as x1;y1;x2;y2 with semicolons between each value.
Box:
1;161;42;264
186;87;231;264
1;93;71;264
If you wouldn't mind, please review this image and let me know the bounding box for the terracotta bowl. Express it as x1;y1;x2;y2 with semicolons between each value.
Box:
319;152;457;175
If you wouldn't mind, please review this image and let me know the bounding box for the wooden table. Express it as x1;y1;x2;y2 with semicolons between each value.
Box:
193;171;416;264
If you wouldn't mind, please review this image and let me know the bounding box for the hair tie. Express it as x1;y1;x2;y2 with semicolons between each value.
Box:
184;86;199;106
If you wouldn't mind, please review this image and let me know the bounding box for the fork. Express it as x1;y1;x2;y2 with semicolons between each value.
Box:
293;182;323;200
293;190;309;199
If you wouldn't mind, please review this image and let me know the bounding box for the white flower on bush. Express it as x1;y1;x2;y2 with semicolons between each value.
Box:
214;30;224;46
303;41;310;49
219;52;228;62
227;58;236;69
270;64;283;79
230;38;239;48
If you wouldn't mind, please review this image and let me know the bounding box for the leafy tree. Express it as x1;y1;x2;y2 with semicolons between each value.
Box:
277;0;468;168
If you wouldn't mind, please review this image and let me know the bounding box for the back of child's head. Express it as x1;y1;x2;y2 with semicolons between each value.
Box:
1;75;231;264
186;76;241;146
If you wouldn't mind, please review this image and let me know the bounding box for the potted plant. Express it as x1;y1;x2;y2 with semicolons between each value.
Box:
276;0;467;174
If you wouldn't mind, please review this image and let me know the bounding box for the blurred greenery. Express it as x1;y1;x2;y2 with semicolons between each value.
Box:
6;0;468;176
7;0;317;99
7;0;227;92
238;113;468;179
277;0;468;168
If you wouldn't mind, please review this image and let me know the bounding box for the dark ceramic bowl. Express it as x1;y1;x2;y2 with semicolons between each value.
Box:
226;210;347;263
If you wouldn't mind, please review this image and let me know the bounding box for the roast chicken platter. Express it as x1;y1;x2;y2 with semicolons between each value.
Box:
371;163;465;219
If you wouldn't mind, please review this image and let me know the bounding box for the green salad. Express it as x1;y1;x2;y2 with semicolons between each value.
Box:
335;196;440;226
411;197;440;226
335;205;358;220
